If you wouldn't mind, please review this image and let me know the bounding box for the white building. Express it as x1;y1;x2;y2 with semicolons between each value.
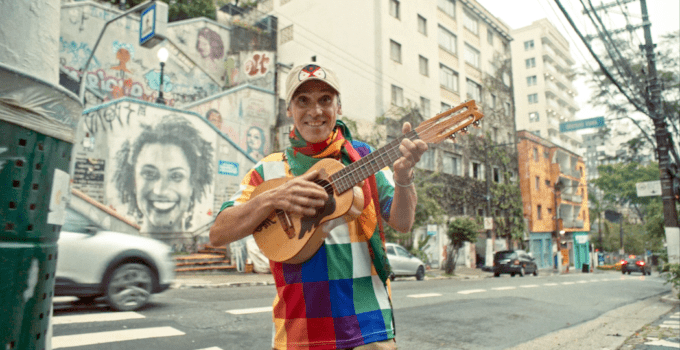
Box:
510;19;582;153
263;0;513;144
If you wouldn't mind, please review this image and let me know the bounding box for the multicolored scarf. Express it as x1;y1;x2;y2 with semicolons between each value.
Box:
286;121;392;283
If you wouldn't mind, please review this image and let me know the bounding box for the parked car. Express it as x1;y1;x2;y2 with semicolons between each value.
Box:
493;250;538;277
620;256;651;275
55;209;176;311
385;243;425;281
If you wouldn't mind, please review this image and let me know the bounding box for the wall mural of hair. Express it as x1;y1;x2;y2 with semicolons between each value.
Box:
113;114;214;234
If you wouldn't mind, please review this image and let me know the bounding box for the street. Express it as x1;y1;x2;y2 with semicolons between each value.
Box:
51;270;674;350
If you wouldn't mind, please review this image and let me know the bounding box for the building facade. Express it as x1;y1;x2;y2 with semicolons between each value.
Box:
517;130;590;270
511;19;582;153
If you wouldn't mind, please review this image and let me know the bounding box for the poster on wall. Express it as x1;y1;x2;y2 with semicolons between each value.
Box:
103;108;216;236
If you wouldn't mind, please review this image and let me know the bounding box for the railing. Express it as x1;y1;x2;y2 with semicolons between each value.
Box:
562;219;584;228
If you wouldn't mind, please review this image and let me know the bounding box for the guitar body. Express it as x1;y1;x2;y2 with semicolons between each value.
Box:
250;158;364;264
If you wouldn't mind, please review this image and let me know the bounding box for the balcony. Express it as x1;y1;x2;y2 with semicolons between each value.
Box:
562;219;584;229
561;193;582;203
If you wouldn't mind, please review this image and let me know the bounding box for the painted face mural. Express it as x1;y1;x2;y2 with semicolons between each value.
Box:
246;126;265;160
114;115;214;234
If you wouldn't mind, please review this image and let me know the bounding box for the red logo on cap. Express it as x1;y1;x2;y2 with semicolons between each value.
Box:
299;64;326;81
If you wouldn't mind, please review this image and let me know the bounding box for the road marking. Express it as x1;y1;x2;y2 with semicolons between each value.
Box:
226;306;273;315
53;297;78;303
491;286;516;291
520;285;539;288
195;347;223;350
562;282;575;285
645;339;680;347
53;312;145;325
52;326;184;349
577;280;588;284
458;289;486;295
543;283;559;286
407;293;442;298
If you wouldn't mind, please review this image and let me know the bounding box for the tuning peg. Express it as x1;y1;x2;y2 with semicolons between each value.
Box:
472;120;481;128
461;127;469;135
449;134;457;143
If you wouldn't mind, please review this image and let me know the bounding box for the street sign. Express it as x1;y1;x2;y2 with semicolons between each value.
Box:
427;224;437;236
483;217;493;230
636;180;662;197
140;3;156;46
559;116;605;132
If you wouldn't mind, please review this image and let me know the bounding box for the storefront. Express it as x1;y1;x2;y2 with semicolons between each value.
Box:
572;232;590;270
529;232;552;269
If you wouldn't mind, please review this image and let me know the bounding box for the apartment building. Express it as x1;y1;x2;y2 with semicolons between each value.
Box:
517;130;590;270
511;19;582;153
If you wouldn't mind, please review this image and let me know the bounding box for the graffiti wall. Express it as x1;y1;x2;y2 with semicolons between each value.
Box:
60;2;221;107
185;85;276;160
70;98;255;244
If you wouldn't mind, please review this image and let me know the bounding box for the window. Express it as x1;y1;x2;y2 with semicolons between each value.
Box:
537;205;542;220
441;102;451;112
528;93;538;104
390;40;402;63
472;161;482;179
524;40;534;50
525;57;536;68
438;0;455;18
420;97;430;117
418;14;427;35
418;149;435;171
504;102;511;116
442;152;460;175
487;28;493;45
545;179;551;186
419;55;429;76
535;176;540;190
464;11;478;35
529;111;539;122
439;64;458;92
438;25;457;54
280;25;294;44
493;167;500;183
477;208;484;217
464;44;480;68
544;151;549;159
491;94;496;109
391;85;404;106
533;147;538;161
466;79;481;101
389;0;400;19
527;75;537;86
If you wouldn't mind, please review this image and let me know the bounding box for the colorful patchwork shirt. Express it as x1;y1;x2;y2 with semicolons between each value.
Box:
219;140;396;350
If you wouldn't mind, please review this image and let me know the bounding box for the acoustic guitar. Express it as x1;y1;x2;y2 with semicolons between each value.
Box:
250;100;484;264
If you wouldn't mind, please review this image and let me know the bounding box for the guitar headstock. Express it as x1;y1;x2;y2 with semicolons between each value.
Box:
414;100;484;144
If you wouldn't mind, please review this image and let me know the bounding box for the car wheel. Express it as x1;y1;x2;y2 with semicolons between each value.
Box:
415;266;425;281
494;272;500;277
510;273;515;277
622;270;626;274
627;271;631;275
389;273;395;281
105;263;154;311
533;268;538;276
519;267;525;277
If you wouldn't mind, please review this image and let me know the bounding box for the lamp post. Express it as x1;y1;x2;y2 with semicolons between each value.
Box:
156;47;168;105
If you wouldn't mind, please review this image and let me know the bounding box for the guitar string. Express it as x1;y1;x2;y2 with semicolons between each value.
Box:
321;109;477;192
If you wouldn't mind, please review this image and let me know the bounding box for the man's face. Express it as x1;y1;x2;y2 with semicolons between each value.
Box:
286;80;341;144
134;143;193;231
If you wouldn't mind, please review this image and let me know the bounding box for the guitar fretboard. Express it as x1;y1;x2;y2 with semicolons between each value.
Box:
330;130;419;193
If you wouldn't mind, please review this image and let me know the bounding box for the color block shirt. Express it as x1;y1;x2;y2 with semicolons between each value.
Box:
220;140;396;350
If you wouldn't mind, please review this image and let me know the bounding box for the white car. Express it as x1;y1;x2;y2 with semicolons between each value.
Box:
55;209;176;311
386;243;426;281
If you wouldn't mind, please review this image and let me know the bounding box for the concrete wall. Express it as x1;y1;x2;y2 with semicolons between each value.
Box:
69;98;257;245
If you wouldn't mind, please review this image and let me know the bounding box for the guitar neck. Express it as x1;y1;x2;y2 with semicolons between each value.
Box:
330;130;419;193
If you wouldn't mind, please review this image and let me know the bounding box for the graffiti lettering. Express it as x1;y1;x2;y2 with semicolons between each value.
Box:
245;53;270;77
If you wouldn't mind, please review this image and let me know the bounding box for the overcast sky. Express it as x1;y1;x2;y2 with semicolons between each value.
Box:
476;0;680;122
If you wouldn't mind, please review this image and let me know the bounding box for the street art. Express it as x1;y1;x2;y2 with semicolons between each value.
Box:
111;114;215;234
82;102;136;136
245;126;265;160
196;26;226;80
60;37;100;71
244;53;270;77
224;57;239;87
205;109;222;130
110;40;136;74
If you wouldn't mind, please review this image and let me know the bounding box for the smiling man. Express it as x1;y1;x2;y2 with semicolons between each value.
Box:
211;63;428;350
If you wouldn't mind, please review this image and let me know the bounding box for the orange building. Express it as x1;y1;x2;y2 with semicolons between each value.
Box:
517;131;590;270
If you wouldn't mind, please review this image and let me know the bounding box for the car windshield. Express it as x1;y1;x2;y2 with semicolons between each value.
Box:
61;208;98;233
495;251;516;260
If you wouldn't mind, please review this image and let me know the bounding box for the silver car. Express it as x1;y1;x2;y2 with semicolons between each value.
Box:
386;243;425;281
55;209;176;311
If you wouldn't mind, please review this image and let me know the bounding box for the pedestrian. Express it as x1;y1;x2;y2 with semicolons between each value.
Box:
210;63;427;350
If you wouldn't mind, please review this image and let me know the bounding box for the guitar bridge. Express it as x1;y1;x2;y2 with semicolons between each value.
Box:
276;209;295;239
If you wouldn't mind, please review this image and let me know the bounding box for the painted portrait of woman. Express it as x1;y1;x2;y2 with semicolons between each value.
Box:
113;115;214;234
245;125;265;160
196;27;225;76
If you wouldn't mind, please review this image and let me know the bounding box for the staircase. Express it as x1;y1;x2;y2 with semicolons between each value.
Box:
174;245;237;274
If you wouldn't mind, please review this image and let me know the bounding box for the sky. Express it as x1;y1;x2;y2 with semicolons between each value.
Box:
476;0;680;123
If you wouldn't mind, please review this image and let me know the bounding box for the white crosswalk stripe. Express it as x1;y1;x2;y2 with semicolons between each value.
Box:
407;293;443;298
52;326;185;349
458;289;486;295
226;306;273;315
53;311;144;325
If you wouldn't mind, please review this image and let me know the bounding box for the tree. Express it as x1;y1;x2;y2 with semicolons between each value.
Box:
112;0;220;22
591;162;660;223
444;217;481;275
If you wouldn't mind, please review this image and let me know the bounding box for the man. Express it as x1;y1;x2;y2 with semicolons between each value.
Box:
210;63;427;350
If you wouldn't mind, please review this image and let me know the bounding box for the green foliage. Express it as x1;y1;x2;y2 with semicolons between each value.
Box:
444;217;481;274
595;218;664;255
591;162;660;223
112;0;219;22
663;263;680;299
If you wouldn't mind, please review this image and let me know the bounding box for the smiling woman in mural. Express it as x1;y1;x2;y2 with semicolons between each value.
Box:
245;125;265;160
114;115;214;234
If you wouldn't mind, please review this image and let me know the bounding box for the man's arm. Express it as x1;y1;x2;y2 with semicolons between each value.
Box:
387;122;428;233
209;170;329;246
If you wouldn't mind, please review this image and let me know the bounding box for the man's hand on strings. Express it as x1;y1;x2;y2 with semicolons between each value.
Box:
393;122;428;184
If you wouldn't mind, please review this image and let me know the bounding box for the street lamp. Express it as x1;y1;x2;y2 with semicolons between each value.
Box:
156;47;169;105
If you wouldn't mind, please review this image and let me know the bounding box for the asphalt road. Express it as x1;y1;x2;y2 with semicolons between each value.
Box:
51;270;674;350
